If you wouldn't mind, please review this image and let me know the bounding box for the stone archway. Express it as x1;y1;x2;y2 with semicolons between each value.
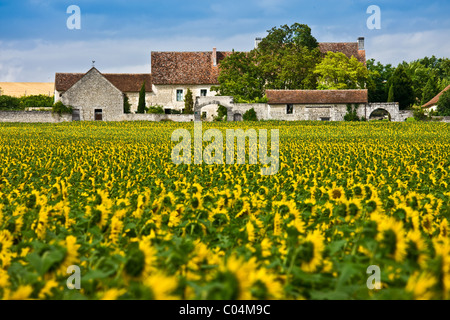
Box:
194;96;235;121
358;103;402;121
369;108;391;121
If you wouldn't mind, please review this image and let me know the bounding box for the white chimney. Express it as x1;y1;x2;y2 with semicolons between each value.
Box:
358;37;365;50
213;47;217;66
255;37;262;49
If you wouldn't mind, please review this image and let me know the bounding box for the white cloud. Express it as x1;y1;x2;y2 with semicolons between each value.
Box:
367;29;450;65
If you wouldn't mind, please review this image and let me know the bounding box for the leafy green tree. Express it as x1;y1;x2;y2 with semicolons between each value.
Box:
183;89;194;114
52;101;73;115
214;105;228;121
387;84;395;103
213;22;321;101
0;95;21;110
211;51;265;103
437;89;450;116
421;75;440;106
367;59;395;103
123;94;131;114
314;52;369;90
137;82;146;114
243;108;258;121
147;105;165;114
344;104;360;121
386;65;415;110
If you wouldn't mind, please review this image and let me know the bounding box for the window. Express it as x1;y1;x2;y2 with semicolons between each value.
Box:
200;89;207;97
72;109;80;121
286;104;294;115
94;109;103;121
321;117;331;121
176;89;184;102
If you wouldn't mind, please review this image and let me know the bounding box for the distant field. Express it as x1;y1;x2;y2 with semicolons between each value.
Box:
0;121;449;300
0;83;54;98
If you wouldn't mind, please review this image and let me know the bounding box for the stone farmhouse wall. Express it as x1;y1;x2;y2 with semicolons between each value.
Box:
0;111;71;123
268;104;351;121
149;84;217;111
61;68;124;121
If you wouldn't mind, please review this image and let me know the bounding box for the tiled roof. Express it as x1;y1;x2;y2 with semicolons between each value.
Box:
267;89;368;104
55;72;152;92
422;85;450;108
319;43;366;64
151;51;233;85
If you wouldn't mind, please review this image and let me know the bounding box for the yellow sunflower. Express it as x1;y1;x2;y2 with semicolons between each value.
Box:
376;218;407;262
299;230;325;273
406;272;437;300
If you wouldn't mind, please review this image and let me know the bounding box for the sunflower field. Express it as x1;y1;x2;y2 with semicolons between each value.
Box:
0;121;449;300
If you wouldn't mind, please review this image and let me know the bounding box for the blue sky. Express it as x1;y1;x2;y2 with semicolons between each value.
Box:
0;0;449;82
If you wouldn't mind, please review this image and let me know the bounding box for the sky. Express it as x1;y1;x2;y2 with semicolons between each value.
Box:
0;0;449;82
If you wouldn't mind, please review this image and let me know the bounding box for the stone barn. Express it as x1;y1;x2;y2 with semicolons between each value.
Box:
266;90;368;121
55;68;152;116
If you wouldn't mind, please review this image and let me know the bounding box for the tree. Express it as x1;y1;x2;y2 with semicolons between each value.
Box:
344;104;360;121
314;52;369;90
183;88;194;114
123;94;131;114
387;84;395;103
366;59;395;103
243;108;258;121
212;22;321;102
211;51;265;103
137;82;146;114
437;89;450;116
421;75;440;106
214;105;228;121
386;65;415;110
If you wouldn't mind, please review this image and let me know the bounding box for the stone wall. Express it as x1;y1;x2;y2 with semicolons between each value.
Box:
61;68;124;121
121;114;194;122
150;84;217;110
0;111;71;123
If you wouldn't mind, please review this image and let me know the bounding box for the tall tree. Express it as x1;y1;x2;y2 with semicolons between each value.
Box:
137;82;146;114
184;88;194;114
386;65;415;110
123;94;131;114
421;75;440;105
211;51;265;103
314;52;369;90
437;89;450;116
367;59;395;103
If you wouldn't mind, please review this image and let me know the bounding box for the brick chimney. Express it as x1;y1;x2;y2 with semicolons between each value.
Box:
358;37;365;51
212;47;217;66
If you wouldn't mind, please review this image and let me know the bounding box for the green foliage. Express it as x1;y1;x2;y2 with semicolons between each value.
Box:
146;105;165;114
344;104;360;121
386;65;415;110
123;94;131;114
214;105;228;122
52;101;73;115
437;89;450;116
366;59;395;103
183;89;194;114
421;76;440;106
20;95;54;109
314;52;369;90
413;107;429;121
387;84;395;103
243;108;258;121
211;51;266;102
213;22;321;102
137;82;146;114
0;95;22;110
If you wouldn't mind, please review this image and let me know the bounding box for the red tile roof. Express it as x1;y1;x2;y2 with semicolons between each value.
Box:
266;89;368;104
55;72;152;92
319;43;366;64
151;51;233;85
422;85;450;109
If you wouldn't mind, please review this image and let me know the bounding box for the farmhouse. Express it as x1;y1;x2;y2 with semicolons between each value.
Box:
42;36;415;123
55;70;152;114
